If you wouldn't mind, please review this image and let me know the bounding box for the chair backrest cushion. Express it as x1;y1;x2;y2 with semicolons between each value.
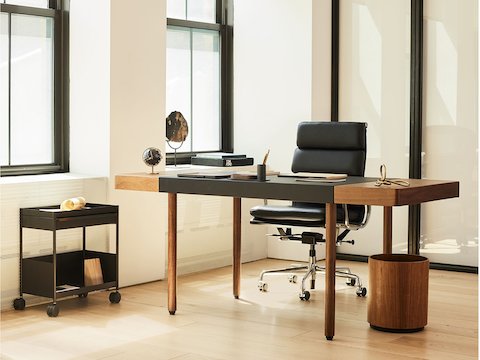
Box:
291;121;367;176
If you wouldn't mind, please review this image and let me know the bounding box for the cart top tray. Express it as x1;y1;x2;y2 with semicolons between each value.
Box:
21;203;118;230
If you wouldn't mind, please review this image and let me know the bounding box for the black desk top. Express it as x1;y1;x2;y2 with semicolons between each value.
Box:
158;175;375;203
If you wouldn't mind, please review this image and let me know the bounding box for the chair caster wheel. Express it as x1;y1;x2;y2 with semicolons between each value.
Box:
109;291;121;303
258;281;268;292
46;304;59;317
299;291;310;301
13;298;25;310
347;278;356;286
356;287;367;297
288;275;297;283
78;293;88;298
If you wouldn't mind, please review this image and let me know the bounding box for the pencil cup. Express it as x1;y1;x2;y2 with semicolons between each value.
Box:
257;164;266;181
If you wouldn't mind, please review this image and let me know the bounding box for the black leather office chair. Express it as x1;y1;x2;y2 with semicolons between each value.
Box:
250;121;370;300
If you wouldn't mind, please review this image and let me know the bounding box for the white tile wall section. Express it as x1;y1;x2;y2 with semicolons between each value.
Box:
0;176;108;310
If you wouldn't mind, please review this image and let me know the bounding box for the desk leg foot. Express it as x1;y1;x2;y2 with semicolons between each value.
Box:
326;336;333;341
169;310;176;315
234;295;239;299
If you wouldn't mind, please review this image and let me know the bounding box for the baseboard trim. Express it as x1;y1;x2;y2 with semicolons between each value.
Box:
336;253;368;262
429;262;478;274
336;253;478;274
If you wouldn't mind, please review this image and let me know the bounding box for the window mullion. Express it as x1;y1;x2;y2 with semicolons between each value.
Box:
190;28;193;151
8;12;11;165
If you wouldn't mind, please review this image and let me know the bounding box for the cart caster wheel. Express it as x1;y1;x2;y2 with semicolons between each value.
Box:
78;293;88;298
356;287;367;297
46;304;59;317
299;291;310;301
109;291;121;304
13;298;25;310
258;281;268;292
347;278;356;286
288;275;297;283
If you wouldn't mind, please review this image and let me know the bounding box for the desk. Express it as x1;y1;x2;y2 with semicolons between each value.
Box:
115;173;459;340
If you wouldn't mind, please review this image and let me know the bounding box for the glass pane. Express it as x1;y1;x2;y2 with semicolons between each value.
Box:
187;0;216;23
167;0;186;20
421;0;478;266
10;14;54;165
166;27;192;152
192;29;220;151
339;0;411;255
0;13;9;166
5;0;50;8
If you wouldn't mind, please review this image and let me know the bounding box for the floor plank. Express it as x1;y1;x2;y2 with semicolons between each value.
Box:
1;259;477;360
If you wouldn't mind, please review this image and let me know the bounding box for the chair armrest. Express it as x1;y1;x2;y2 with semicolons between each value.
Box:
341;204;371;231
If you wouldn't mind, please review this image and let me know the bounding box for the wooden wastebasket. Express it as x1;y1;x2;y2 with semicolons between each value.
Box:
368;254;429;332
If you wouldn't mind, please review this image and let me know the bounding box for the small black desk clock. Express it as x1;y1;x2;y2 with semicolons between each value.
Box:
142;147;162;174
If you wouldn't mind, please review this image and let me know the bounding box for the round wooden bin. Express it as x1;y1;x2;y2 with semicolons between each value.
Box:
368;254;429;332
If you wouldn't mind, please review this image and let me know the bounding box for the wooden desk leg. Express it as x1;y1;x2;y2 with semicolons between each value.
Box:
325;202;336;340
233;197;241;299
383;206;393;254
168;193;177;315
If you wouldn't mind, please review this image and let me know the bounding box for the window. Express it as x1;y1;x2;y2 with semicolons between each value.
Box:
0;0;68;176
166;0;232;164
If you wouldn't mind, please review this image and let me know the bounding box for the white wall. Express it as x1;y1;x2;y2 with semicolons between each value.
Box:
234;0;312;173
109;0;168;286
234;0;316;261
69;0;110;176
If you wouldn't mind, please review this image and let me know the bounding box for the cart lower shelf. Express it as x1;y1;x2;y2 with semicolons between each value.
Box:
15;250;121;317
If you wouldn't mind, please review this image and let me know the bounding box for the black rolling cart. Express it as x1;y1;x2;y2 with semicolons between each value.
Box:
14;203;121;317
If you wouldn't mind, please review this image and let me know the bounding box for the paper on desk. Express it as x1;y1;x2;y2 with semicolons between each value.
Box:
295;177;346;183
279;172;347;180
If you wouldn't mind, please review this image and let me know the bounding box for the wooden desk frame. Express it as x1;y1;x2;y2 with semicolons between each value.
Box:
116;173;459;340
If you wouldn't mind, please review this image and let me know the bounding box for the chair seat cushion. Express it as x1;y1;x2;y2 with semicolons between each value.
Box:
250;203;366;227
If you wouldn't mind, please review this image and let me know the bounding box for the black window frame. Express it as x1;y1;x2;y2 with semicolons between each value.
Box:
165;0;233;165
0;0;69;176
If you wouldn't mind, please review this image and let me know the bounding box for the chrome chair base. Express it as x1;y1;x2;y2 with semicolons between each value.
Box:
257;243;367;300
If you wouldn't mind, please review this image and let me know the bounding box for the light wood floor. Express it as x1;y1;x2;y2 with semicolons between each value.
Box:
1;259;478;360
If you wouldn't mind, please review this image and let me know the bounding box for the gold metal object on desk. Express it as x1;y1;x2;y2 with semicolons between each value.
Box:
374;164;410;187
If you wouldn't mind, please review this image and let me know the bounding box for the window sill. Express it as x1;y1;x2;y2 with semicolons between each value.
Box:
0;173;106;185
